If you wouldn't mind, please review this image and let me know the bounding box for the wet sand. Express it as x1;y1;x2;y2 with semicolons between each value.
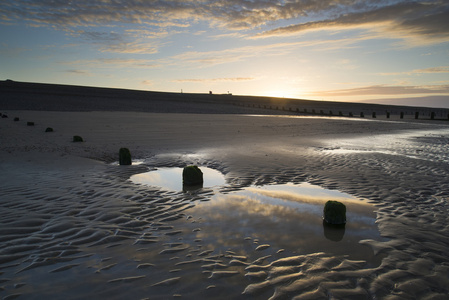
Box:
2;91;449;299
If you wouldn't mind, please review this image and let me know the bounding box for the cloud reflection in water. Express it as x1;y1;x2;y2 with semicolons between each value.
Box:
189;183;383;263
130;167;225;191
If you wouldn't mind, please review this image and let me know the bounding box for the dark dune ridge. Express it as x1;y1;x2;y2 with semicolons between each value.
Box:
1;80;448;119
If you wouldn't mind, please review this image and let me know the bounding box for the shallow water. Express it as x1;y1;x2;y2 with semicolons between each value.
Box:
185;182;383;264
324;128;449;164
130;167;226;191
130;167;382;265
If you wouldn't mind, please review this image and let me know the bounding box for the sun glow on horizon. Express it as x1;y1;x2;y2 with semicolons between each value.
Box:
262;87;304;99
1;1;449;108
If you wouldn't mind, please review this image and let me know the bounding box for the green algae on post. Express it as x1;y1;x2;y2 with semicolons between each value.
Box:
182;165;204;186
119;147;132;165
323;200;346;225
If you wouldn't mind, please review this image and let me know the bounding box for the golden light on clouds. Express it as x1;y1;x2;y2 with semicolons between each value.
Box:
1;0;448;107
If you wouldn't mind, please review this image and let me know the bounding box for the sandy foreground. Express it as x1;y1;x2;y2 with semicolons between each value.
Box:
1;107;449;299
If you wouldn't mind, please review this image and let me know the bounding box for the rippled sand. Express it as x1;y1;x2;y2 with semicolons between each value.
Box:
1;111;449;299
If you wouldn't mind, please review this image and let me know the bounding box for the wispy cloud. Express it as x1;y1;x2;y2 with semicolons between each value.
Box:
0;42;28;57
141;80;153;86
68;29;160;54
173;77;254;83
255;2;449;47
310;84;449;97
167;37;362;68
2;1;447;37
381;66;449;76
2;1;448;55
0;0;329;29
64;69;91;75
59;58;161;69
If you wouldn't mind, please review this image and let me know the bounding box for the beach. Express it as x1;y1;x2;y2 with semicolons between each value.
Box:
1;83;449;299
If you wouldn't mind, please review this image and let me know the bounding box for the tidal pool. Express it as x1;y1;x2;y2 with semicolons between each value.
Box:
131;167;383;264
183;182;384;265
130;166;226;191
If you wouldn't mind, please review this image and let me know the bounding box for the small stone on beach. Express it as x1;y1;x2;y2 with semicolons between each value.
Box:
73;135;83;142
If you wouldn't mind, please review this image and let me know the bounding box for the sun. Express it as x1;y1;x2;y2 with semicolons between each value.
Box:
264;88;301;99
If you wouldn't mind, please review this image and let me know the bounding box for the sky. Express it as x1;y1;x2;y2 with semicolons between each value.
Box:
1;0;449;107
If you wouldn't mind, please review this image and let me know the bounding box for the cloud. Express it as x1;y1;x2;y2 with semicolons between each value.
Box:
0;43;28;57
173;77;254;83
381;66;449;76
167;37;362;68
141;80;153;86
64;69;91;75
58;58;161;69
3;1;448;51
0;1;444;33
310;84;449;97
255;2;449;46
68;29;160;54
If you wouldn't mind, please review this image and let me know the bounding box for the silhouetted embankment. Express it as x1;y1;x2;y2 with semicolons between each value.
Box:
1;80;448;120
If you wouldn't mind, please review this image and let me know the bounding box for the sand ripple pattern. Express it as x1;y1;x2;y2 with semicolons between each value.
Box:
1;130;449;299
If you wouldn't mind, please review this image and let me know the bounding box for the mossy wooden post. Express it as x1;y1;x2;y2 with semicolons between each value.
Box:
415;112;419;119
372;112;376;118
360;112;364;118
431;112;435;120
386;112;390;118
182;165;203;186
400;112;404;119
119;148;132;165
323;200;346;225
